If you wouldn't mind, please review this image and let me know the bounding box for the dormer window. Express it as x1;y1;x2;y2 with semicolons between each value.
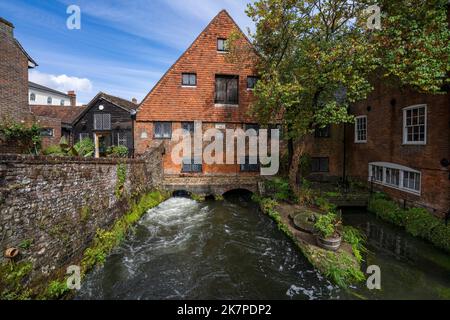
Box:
217;38;228;52
30;93;36;102
47;97;52;105
60;100;65;106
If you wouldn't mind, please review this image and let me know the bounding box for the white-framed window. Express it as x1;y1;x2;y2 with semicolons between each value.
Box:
369;162;421;195
117;132;128;147
60;100;65;106
385;168;400;187
30;93;36;102
47;96;52;104
79;133;90;141
403;104;427;145
355;116;367;143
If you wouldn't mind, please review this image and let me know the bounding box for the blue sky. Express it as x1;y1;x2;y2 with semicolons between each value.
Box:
0;0;255;105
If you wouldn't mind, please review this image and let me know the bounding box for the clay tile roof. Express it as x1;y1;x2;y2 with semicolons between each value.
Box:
98;92;138;111
31;105;87;125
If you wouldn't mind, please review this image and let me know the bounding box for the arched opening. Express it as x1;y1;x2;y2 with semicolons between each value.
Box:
172;190;192;198
222;189;254;203
204;195;216;201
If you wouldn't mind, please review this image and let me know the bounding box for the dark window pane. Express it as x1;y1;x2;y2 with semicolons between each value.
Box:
182;73;196;86
217;38;228;51
311;158;329;173
182;122;195;133
215;76;239;105
155;122;172;139
315;125;330;138
247;77;258;89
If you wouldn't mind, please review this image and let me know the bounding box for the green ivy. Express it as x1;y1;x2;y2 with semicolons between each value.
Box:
115;163;127;198
0;121;42;154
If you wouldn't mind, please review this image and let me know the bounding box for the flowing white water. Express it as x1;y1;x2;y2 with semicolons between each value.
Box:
77;196;343;300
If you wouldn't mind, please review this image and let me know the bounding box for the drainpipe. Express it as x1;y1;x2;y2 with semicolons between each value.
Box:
130;110;137;159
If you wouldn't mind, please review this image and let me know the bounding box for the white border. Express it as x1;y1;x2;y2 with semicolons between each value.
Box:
403;104;427;145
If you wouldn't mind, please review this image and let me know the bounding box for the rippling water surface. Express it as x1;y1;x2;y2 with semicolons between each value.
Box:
77;196;450;300
77;195;342;300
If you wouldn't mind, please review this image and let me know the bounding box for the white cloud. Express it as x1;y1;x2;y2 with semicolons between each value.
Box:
29;70;93;93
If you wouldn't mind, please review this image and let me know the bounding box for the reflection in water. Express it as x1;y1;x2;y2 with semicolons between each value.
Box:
365;221;417;262
345;211;450;300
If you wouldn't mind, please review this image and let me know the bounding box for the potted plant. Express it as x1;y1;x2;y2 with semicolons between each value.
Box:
314;212;342;251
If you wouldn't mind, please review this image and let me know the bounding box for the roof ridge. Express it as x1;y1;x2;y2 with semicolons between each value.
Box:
137;9;243;112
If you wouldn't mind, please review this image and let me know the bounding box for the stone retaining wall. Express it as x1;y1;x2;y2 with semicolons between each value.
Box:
0;142;164;281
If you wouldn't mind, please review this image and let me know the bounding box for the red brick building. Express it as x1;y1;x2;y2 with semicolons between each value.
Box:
136;10;261;176
308;80;450;217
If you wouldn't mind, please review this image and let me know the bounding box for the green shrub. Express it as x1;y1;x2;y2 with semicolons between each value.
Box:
108;145;129;158
74;138;94;157
343;227;367;263
368;197;406;226
404;208;440;239
315;196;337;213
428;221;450;253
42;145;65;156
314;212;341;239
265;178;294;201
45;280;69;300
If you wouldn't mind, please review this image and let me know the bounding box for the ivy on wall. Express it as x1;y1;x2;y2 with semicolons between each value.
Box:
0;121;42;154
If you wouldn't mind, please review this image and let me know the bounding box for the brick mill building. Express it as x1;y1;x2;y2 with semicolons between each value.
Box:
135;10;262;193
308;79;450;217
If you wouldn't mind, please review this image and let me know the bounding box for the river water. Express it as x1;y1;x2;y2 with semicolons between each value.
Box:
77;196;450;300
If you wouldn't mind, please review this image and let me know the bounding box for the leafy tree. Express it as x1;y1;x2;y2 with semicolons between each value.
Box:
232;0;449;191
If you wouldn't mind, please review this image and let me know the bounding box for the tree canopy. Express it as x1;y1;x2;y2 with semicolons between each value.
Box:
232;0;450;185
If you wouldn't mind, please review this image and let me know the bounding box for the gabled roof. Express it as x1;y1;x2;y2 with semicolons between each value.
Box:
31;105;87;126
137;9;257;114
72;92;138;125
29;82;70;97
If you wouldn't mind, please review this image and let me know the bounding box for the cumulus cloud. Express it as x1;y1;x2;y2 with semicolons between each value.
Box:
29;70;93;93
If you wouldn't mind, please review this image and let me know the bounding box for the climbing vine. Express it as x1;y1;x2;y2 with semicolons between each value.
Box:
115;163;127;198
0;121;42;154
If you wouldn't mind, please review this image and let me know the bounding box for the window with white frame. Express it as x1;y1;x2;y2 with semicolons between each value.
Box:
369;162;421;194
385;168;400;187
355;116;367;143
403;105;427;145
403;170;421;192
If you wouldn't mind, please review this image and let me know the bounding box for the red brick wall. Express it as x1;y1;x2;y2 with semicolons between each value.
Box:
136;10;258;126
136;10;261;176
136;121;260;177
347;81;449;215
306;125;345;181
36;116;62;150
0;20;30;122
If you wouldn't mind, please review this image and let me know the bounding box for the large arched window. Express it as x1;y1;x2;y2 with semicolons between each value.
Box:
30;93;36;102
369;162;421;194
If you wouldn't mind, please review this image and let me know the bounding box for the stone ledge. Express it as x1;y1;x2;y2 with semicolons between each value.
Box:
0;154;146;165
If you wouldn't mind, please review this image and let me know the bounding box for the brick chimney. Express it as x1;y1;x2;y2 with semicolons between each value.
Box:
0;17;14;37
68;91;77;107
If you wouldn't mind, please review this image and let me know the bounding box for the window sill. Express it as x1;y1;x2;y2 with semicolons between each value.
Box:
181;85;197;88
402;142;427;146
355;141;367;144
215;103;239;108
217;51;229;54
154;137;172;140
370;180;421;196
